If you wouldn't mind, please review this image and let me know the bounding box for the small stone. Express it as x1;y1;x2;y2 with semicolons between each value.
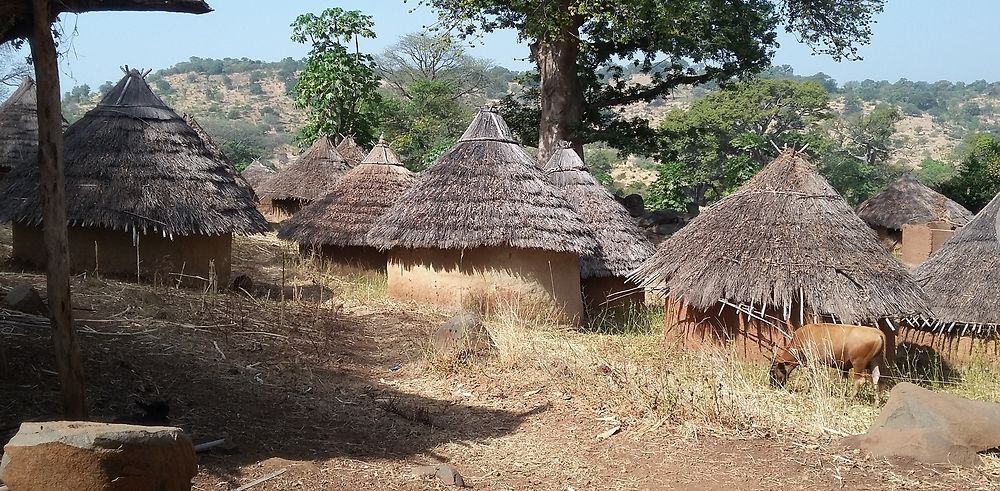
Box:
228;274;253;293
435;464;465;487
3;283;46;315
431;312;492;358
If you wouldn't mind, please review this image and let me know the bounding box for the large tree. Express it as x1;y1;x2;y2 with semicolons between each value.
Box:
426;0;884;161
376;33;495;101
647;78;831;209
291;7;381;144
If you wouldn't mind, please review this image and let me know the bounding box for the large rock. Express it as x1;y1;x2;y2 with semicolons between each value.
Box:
3;283;46;315
1;421;197;490
844;382;1000;466
431;312;492;358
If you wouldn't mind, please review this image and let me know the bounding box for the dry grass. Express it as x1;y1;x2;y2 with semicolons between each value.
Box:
436;302;1000;444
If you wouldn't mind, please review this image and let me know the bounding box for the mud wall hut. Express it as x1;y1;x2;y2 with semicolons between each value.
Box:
631;150;930;361
336;135;367;166
0;69;268;286
278;137;417;270
368;109;597;324
0;77;38;181
856;173;972;266
256;136;351;218
541;143;654;321
906;191;1000;364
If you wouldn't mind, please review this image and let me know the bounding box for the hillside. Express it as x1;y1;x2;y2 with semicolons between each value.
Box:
59;58;1000;195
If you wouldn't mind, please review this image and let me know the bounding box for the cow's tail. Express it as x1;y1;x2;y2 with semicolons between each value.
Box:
872;329;890;387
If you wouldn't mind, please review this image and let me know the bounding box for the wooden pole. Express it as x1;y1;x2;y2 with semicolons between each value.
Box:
29;0;88;419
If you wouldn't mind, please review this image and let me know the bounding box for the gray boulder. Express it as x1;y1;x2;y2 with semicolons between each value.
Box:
3;283;46;315
843;382;1000;466
1;421;197;490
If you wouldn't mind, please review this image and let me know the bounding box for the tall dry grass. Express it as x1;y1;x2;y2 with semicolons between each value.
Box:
443;302;1000;440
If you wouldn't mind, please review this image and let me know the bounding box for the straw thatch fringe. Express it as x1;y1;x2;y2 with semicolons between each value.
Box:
0;69;269;237
542;143;654;278
257;136;351;202
856;173;973;231
240;159;276;190
336;135;367;166
0;77;37;174
912;190;1000;335
278;139;417;247
630;150;930;325
368;109;597;254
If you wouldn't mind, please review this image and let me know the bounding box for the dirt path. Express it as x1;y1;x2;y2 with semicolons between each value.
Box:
1;232;996;490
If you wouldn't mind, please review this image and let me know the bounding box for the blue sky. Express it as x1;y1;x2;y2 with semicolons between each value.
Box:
35;0;1000;90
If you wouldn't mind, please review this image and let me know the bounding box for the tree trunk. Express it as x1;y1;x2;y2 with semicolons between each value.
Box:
534;29;585;164
29;0;88;420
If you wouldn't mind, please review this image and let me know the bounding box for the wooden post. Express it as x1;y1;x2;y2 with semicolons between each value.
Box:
29;0;88;419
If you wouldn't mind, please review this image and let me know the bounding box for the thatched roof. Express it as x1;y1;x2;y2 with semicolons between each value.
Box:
0;69;268;237
542;144;654;278
368;109;597;255
0;77;37;174
240;159;276;190
183;113;256;201
336;135;367;165
256;136;350;202
277;138;417;247
912;191;1000;336
857;173;973;231
631;150;930;325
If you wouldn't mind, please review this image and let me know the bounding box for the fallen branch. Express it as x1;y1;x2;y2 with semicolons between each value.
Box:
193;438;226;453
234;468;287;491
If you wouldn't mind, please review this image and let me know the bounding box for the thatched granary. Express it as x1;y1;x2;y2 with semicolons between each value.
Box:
541;143;654;319
0;69;268;286
856;173;973;266
336;135;367;166
278;137;417;269
256;136;351;217
631;150;930;360
906;191;1000;363
368;109;597;323
0;77;37;181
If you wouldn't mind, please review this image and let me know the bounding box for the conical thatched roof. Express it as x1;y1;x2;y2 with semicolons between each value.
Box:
0;77;37;174
336;135;367;166
857;173;973;231
631;150;930;325
184;113;256;201
240;159;276;190
913;191;1000;335
0;69;268;237
278;138;417;247
368;109;596;254
542;143;654;278
257;136;350;202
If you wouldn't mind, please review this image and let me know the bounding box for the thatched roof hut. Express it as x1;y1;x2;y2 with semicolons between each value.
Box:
0;68;268;285
0;77;37;178
241;159;276;190
369;109;597;323
857;173;973;267
857;174;973;231
277;138;417;269
256;135;350;216
631;150;930;358
184;113;255;200
912;191;1000;337
542;143;654;316
336;135;367;166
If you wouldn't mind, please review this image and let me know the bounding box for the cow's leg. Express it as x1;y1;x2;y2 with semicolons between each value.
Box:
848;366;868;398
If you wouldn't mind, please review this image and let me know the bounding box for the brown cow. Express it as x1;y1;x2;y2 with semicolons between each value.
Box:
770;323;888;396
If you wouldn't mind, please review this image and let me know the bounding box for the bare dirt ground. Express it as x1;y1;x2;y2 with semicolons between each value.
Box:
1;229;997;490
